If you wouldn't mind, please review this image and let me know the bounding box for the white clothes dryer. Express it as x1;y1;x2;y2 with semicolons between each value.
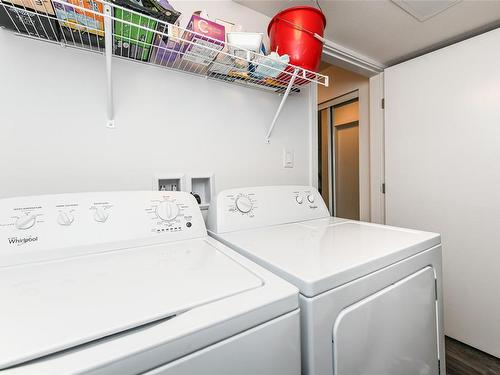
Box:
208;185;445;375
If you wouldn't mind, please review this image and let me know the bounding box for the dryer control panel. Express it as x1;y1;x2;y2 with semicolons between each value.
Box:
207;186;329;233
0;191;206;266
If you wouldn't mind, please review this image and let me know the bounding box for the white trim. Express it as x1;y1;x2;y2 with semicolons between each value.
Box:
322;41;385;77
309;84;319;188
327;107;334;215
318;90;358;109
369;73;386;224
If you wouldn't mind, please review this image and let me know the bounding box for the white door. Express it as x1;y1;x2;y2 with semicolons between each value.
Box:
384;29;500;356
333;267;439;375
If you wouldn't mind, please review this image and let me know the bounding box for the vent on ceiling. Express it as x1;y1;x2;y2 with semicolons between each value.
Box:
392;0;461;22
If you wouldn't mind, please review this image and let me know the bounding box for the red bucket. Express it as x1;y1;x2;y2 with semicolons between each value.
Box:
268;6;326;73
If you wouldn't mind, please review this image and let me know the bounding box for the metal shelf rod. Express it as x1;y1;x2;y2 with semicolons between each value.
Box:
103;3;114;129
265;68;299;143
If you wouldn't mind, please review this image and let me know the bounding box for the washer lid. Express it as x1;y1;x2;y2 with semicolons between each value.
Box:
0;239;263;370
215;218;440;297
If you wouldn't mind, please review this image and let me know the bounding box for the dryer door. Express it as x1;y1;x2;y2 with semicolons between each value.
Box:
332;267;439;375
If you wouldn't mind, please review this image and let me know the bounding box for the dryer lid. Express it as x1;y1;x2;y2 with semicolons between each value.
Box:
215;218;440;297
0;239;263;370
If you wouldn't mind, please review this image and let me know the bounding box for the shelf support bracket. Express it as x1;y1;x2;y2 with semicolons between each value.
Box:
265;68;299;143
103;4;115;128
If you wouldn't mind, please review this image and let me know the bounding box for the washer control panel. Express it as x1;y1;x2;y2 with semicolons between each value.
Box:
0;191;206;266
147;196;195;234
207;186;329;233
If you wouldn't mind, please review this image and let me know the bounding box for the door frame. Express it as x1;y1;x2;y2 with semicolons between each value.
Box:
311;62;385;224
318;91;359;216
368;72;385;224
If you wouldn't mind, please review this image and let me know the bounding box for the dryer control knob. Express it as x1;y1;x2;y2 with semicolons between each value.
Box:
156;201;179;221
15;214;37;230
94;207;109;223
57;211;74;226
296;196;304;204
307;194;315;203
235;196;253;213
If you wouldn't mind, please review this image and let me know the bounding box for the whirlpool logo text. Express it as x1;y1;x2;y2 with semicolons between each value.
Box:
8;236;38;246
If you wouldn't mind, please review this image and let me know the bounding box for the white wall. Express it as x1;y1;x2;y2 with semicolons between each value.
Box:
385;28;500;357
0;1;313;199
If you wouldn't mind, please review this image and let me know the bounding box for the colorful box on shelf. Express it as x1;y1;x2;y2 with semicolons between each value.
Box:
112;0;179;62
59;25;105;48
179;14;225;70
207;18;242;75
149;21;181;66
53;0;104;37
0;0;59;40
148;0;181;66
4;0;54;14
147;0;179;23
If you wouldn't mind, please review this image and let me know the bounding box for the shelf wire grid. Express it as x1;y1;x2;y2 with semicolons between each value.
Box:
0;0;329;93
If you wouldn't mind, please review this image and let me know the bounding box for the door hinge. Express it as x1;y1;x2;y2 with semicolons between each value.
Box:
381;183;386;194
381;98;385;109
438;359;441;373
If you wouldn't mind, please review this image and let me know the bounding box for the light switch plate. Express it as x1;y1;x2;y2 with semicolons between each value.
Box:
283;148;294;168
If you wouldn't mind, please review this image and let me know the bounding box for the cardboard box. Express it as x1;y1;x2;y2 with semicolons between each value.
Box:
0;3;59;40
149;21;181;66
60;25;105;48
147;0;182;66
53;0;104;36
179;14;225;71
208;18;242;75
112;0;177;62
146;0;179;24
5;0;54;15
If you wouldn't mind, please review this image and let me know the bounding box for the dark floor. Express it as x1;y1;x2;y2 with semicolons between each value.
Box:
446;336;500;375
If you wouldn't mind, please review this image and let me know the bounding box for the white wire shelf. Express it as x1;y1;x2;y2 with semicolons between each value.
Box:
0;0;329;139
0;0;328;91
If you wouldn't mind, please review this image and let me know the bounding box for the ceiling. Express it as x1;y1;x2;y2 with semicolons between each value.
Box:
236;0;500;66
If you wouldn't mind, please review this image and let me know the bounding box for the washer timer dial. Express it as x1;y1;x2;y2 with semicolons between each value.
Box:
156;201;179;221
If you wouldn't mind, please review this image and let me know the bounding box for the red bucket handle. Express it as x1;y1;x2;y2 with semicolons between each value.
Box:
273;17;326;45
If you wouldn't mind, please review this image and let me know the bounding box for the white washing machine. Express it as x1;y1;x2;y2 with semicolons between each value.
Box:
207;185;446;375
0;191;301;375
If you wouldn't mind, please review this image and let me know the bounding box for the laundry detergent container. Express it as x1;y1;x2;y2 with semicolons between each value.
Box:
268;6;326;73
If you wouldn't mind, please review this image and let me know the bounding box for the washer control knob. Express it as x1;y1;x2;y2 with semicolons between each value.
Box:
57;211;74;226
156;201;179;221
295;195;304;204
307;194;315;203
235;196;253;213
94;207;109;223
15;214;37;230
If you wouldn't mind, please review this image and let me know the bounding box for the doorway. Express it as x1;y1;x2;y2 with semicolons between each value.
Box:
318;93;360;220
